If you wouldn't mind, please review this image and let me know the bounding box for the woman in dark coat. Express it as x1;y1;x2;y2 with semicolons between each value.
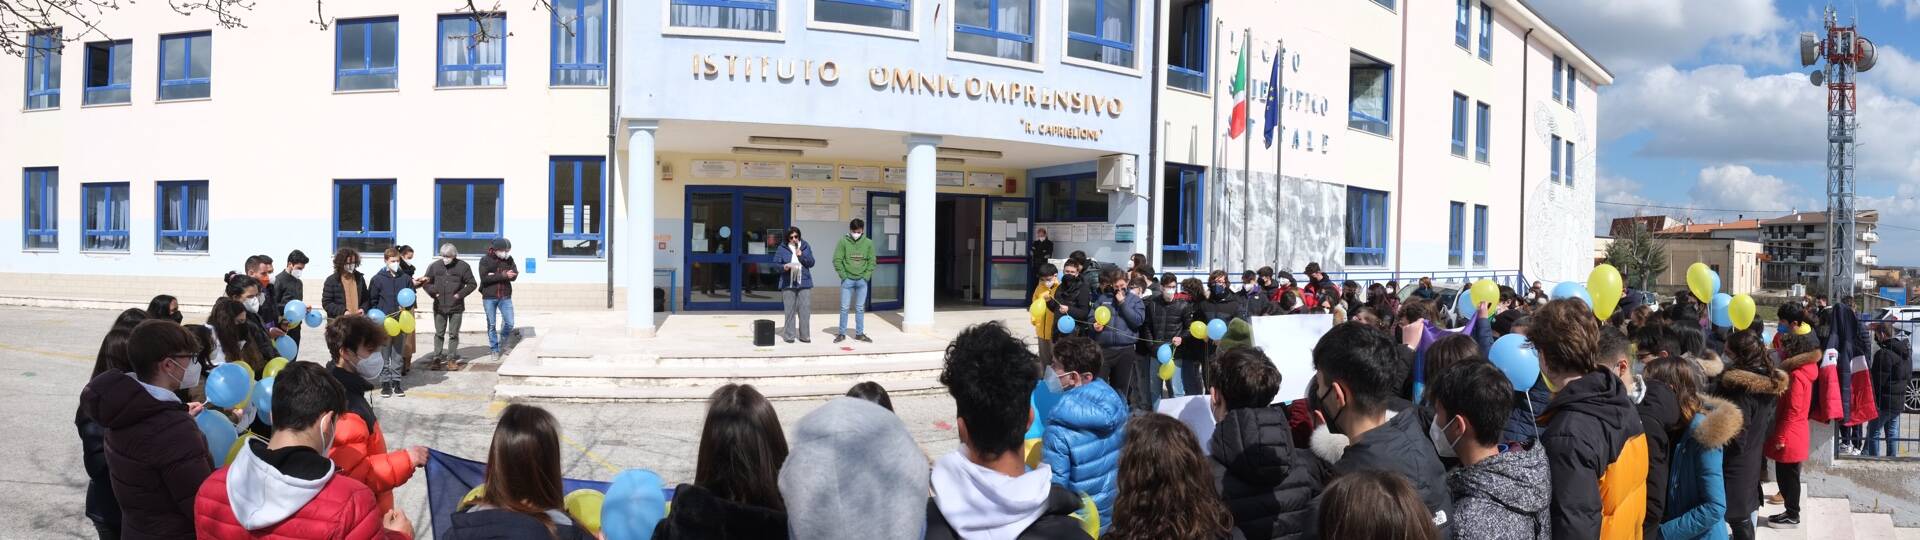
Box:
321;248;371;319
1714;329;1786;540
78;308;150;540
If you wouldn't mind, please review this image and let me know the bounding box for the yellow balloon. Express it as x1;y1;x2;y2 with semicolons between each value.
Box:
1078;494;1102;539
1024;438;1044;469
1729;293;1757;331
384;317;401;337
1470;279;1500;310
1158;361;1176;381
564;489;606;534
1792;321;1812;335
398;311;417;333
1093;306;1112;326
1190;321;1209;340
1030;299;1048;319
1587;265;1624;321
261;357;290;379
461;484;487;508
1686;263;1716;303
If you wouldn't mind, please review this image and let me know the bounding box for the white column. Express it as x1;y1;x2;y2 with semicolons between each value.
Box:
625;120;659;336
903;134;942;332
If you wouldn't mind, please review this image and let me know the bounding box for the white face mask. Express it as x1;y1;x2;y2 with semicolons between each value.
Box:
290;268;303;279
851;232;863;240
1429;417;1461;458
177;357;203;389
1044;367;1067;394
354;350;386;382
318;413;337;455
243;296;263;313
386;261;400;273
498;251;511;259
443;256;456;265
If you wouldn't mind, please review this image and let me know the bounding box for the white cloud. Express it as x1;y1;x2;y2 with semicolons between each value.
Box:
1528;0;1784;72
1867;45;1920;98
1877;0;1920;20
1689;164;1814;211
1708;32;1794;68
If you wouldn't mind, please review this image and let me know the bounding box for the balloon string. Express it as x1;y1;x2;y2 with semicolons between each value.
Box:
1057;316;1214;345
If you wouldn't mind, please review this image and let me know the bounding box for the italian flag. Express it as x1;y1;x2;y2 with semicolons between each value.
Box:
1227;38;1250;139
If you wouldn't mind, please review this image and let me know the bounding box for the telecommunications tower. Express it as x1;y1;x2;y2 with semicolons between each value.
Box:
1800;6;1876;301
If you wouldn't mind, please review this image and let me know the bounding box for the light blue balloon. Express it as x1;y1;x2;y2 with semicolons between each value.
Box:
275;335;299;361
601;469;668;540
282;300;306;325
1711;293;1734;328
1156;343;1173;364
1550;282;1592;308
1028;379;1066;439
1488;334;1541;391
397;289;417;308
195;409;239;467
1207;319;1228;341
206;363;253;409
1455;289;1477;318
253;377;276;426
305;310;325;328
367;308;387;322
1057;316;1076;335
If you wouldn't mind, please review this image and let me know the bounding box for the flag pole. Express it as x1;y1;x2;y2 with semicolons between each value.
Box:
1274;39;1285;268
1242;27;1253;272
1209;17;1222;271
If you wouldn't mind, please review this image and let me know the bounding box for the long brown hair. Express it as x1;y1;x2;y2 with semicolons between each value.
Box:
1106;415;1233;540
479;404;569;536
92;308;151;377
1646;356;1706;419
695;384;788;511
208;297;263;371
1317;470;1441;540
1423;334;1481;402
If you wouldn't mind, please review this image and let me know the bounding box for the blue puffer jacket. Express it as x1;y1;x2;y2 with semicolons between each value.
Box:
1041;379;1128;531
1089;290;1145;350
777;241;815;290
1662;395;1740;540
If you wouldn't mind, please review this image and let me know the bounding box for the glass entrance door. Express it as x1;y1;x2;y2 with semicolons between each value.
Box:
866;191;904;311
685;186;790;310
984;197;1032;306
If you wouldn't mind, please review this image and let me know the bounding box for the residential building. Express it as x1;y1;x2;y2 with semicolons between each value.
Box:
1653;238;1763;297
1654;218;1762;243
1761;210;1879;292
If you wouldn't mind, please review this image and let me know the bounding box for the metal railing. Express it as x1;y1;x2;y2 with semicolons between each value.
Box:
1831;317;1920;461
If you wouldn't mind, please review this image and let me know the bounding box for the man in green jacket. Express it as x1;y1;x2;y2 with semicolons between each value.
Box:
834;218;876;343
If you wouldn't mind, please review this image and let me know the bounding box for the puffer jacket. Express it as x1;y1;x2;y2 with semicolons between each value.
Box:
1448;445;1553;540
1144;291;1198;346
1041;379;1128;530
193;439;408;540
1089;290;1145;350
366;267;413;316
321;271;370;318
77;405;120;531
1032;282;1060;342
1054;271;1094;334
777;240;816;290
78;370;214;540
1200;287;1250;325
1765;351;1822;464
652;483;787;540
1872;337;1911;421
1638;378;1684;540
1209;406;1328;540
1713;359;1786;521
1539;370;1649;540
327;366;415;512
1661;396;1740;540
1310;408;1454;538
443;507;592;540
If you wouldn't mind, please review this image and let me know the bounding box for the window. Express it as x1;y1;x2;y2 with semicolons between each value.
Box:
335;180;397;253
82;182;130;252
1551;55;1563;102
156;181;209;252
1165;2;1208;93
84;40;132;105
1162;164;1204;268
159;32;211;100
438;13;506;87
23;168;57;250
956;0;1034;63
436;179;504;254
670;0;778;33
336;17;399;91
550;156;606;258
1067;0;1135;68
1563;140;1576;186
1474;101;1490;162
815;0;910;32
1478;3;1492;61
1448;202;1465;267
1566;69;1578;110
1550;135;1562;184
1036;174;1107;222
1346;187;1389;266
1473;204;1488;267
25;30;61;109
1349;52;1392;136
1450;93;1468;157
553;0;608;85
1454;0;1469;49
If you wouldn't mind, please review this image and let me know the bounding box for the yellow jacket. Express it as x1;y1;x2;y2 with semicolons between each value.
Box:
1031;283;1058;341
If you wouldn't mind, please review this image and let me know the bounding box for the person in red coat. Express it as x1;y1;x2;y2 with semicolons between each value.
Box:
323;315;428;512
195;362;414;539
1764;333;1823;529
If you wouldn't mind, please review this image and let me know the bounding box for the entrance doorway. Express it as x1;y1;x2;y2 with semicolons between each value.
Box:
685;186;790;310
936;195;986;304
863;191;1033;310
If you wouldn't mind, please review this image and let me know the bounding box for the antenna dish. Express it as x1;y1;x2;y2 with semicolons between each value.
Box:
1856;37;1876;72
1800;32;1820;66
1810;70;1826;86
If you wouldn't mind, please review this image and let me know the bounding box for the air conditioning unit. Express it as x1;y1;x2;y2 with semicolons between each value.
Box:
1096;154;1137;193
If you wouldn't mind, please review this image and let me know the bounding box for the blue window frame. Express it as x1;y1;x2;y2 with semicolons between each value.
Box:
1552;55;1564;102
334;179;397;254
336;17;399;91
550;156;606;258
1550;135;1563;184
1455;0;1469;49
1068;0;1136;68
1475;101;1491;163
84;40;132;105
1350;52;1392;136
1448;202;1465;267
156;180;209;252
1564;140;1576;186
1036;174;1107;222
23;168;57;250
1478;3;1493;61
552;0;607;85
814;0;911;32
1567;69;1578;110
956;0;1035;63
82;182;130;252
436;179;504;255
1167;0;1207;92
1451;92;1468;157
669;0;779;33
437;13;506;87
25;30;61;110
159;32;211;100
1162;164;1205;268
1473;204;1489;267
1346;187;1389;267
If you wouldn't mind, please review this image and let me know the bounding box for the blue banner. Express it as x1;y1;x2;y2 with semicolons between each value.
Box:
425;449;623;540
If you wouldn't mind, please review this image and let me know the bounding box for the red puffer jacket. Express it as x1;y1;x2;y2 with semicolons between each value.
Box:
195;440;410;539
327;367;418;513
1765;351;1823;464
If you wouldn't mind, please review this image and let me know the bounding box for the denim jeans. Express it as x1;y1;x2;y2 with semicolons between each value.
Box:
839;279;869;336
484;297;515;353
1865;414;1902;457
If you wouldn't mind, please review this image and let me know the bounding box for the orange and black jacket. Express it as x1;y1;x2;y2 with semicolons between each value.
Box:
1540;371;1649;540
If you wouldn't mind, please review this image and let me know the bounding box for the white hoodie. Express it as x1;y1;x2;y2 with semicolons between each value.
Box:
930;450;1056;540
225;443;335;530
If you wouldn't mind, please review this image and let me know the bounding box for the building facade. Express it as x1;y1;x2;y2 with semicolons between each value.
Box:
1762;210;1879;292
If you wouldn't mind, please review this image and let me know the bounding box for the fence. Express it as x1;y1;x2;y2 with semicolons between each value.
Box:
1832;317;1920;461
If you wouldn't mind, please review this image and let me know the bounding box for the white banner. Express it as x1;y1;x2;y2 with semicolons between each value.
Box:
1247;314;1334;403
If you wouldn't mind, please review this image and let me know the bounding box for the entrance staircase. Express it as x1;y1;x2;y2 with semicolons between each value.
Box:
1759;482;1920;540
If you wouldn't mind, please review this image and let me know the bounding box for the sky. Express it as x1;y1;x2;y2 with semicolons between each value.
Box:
1527;0;1920;266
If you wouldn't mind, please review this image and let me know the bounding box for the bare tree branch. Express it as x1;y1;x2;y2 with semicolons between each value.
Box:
2;0;252;56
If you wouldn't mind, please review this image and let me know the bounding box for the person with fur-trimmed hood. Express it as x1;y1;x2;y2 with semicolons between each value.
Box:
1764;332;1824;529
1713;329;1786;540
1644;356;1741;540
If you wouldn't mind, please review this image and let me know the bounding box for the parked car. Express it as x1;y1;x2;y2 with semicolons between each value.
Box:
1867;307;1920;413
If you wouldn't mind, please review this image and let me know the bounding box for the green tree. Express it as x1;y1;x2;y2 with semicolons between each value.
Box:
1605;222;1669;290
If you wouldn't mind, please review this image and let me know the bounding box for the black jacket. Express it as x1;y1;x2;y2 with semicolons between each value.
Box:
1211;406;1329;540
270;271;304;326
479;253;519;300
1714;362;1786;519
924;484;1092;540
366;268;414;316
1312;407;1454;539
424;257;479;315
1873;338;1912;420
76;407;120;529
1052;271;1093;331
1636;379;1683;540
1502;378;1552;447
1200;293;1250;326
652;484;787;540
445;507;594;540
321;271;370;318
1539;371;1647;540
1146;292;1199;344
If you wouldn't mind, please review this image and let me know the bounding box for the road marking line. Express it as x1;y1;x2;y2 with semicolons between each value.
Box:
0;342;90;363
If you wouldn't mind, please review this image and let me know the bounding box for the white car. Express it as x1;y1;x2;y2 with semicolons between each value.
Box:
1867;307;1920;413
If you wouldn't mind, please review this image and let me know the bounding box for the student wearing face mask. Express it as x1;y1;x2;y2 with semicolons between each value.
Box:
1432;360;1552;540
1030;228;1054;289
833;219;875;344
273;250;311;345
1305;322;1452;538
367;247;417;398
1200;270;1250;325
323;248;371;319
1090;268;1147;410
423;243;478;370
778;227;817;344
324;315;429;514
79;319;215;540
147;294;183;323
1031;263;1062;365
1144;274;1201;399
1053;259;1093;337
479;238;520;355
244;255;288;340
225;272;270;332
1039;336;1128;533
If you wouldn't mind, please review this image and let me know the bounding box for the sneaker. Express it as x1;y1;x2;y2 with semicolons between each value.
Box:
1767;513;1800;529
784;336;795;344
1844;444;1863;456
393;384;406;398
854;334;873;343
380;382;393;398
799;337;811;343
834;334;847;343
1767;492;1785;506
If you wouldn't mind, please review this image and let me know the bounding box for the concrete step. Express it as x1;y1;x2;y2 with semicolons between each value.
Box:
495;334;949;399
1854;512;1898;540
1805;498;1856;540
494;377;945;402
1896;526;1920;540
